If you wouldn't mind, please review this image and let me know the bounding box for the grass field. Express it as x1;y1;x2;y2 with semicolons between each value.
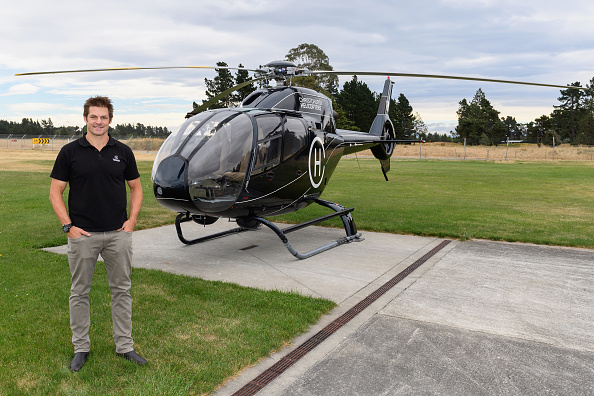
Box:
276;158;594;248
0;153;335;395
0;149;592;394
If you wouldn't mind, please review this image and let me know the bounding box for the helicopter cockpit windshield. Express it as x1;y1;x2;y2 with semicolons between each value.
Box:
152;110;254;214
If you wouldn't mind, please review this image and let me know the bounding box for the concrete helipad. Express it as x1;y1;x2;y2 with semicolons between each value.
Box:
46;221;594;395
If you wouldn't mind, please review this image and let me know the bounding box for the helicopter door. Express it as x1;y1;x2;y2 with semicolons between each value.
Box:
251;115;283;174
282;116;308;161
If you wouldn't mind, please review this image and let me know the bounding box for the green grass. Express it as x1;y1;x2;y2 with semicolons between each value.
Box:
1;157;593;394
0;160;335;395
275;158;594;248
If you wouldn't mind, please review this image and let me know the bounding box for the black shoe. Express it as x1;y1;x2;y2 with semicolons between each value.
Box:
118;350;148;366
69;352;88;372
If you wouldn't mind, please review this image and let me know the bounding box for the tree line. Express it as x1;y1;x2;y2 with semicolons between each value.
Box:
202;43;594;145
0;118;170;138
5;43;590;146
455;83;594;146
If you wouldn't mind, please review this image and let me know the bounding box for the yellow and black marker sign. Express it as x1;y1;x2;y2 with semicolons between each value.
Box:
32;138;51;144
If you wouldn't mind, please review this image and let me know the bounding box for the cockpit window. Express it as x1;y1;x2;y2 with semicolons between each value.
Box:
179;112;238;159
152;112;213;180
186;111;254;213
154;112;213;157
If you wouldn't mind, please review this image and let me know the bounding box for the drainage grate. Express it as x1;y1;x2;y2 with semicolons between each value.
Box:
239;245;259;251
231;239;451;396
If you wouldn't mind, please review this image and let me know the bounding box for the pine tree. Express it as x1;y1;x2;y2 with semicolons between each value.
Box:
412;112;429;140
455;89;506;145
336;76;376;132
552;82;586;142
573;77;594;145
41;118;55;134
501;116;526;141
390;94;414;139
526;115;552;147
232;64;256;106
203;62;236;109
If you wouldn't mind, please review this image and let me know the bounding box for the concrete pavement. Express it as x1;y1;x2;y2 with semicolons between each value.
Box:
45;221;594;395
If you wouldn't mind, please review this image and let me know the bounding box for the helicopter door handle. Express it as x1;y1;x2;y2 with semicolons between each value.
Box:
266;171;274;181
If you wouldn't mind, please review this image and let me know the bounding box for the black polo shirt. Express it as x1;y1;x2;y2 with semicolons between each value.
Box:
50;134;140;232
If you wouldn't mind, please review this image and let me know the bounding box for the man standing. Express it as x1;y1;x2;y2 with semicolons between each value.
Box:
49;96;146;371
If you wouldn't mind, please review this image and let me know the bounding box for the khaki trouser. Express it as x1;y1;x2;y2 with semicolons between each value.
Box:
67;230;134;354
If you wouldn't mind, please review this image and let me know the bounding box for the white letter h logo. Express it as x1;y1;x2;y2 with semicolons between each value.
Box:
314;146;322;177
308;137;326;189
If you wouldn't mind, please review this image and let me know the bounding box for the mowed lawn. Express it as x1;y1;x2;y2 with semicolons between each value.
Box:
276;158;594;248
0;158;335;395
0;155;592;394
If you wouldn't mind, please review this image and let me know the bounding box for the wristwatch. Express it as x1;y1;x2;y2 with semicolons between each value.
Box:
62;223;73;233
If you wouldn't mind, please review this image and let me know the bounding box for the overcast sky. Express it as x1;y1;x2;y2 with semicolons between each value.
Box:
1;0;593;134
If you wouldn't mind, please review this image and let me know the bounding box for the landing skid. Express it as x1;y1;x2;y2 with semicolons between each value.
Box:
174;198;363;259
175;212;248;244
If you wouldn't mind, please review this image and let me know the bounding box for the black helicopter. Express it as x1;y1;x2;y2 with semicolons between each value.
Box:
152;61;406;258
17;61;584;258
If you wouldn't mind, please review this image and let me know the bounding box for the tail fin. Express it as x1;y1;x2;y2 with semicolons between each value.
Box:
369;78;394;136
369;79;396;180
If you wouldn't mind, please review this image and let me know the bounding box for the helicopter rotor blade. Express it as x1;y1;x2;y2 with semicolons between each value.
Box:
16;64;584;91
15;65;262;76
307;70;587;91
16;65;267;117
186;76;266;117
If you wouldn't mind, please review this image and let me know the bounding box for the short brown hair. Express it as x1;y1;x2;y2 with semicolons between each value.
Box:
83;96;114;120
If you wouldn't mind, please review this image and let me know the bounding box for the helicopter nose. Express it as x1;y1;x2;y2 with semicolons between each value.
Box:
153;155;193;211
